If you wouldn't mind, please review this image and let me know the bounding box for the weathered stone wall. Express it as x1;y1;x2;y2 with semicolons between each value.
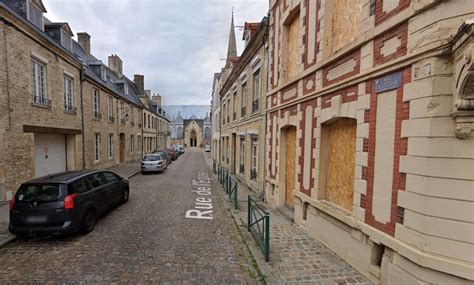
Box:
0;17;83;200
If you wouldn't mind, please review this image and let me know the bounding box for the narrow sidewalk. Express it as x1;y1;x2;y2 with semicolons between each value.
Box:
206;155;371;285
0;161;141;248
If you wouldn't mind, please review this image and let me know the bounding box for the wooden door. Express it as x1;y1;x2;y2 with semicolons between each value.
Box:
119;134;125;163
285;127;296;207
325;118;356;211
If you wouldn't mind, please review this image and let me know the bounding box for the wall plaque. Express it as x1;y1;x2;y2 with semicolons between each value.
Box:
375;72;402;93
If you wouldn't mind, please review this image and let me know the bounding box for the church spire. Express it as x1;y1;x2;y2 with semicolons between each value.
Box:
226;9;237;64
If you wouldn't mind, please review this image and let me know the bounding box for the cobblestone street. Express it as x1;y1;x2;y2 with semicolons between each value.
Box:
0;149;260;284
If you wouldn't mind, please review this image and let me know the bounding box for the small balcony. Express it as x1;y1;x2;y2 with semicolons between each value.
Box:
240;164;245;173
64;104;77;114
32;96;51;109
241;107;246;117
251;169;257;181
252;99;259;113
233;112;236;121
108;115;115;122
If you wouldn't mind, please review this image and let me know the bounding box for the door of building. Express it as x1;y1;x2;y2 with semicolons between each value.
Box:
190;130;197;147
119;133;125;163
285;127;296;207
34;133;67;177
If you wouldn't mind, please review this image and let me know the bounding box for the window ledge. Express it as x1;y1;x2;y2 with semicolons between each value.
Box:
63;109;77;115
31;102;52;110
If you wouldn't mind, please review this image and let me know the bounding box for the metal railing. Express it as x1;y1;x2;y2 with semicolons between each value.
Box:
240;164;245;173
33;96;51;108
248;195;270;262
241;107;246;117
233;112;236;121
252;99;259;113
227;175;238;209
251;169;257;181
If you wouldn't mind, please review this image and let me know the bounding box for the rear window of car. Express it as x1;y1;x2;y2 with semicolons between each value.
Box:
16;184;61;202
69;178;89;194
144;155;160;161
104;172;119;183
86;173;106;189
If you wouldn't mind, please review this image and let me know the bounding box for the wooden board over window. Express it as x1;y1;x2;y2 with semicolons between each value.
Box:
286;12;300;81
325;118;356;211
332;0;363;52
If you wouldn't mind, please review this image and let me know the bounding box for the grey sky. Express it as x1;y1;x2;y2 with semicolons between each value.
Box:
43;0;268;105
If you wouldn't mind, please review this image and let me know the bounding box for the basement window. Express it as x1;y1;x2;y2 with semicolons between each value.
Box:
302;202;309;220
371;243;385;267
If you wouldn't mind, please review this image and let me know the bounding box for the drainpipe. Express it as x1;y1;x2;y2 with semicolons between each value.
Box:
80;65;86;169
262;17;270;203
3;24;11;131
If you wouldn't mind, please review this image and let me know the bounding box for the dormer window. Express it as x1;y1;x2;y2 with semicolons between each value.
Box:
28;1;43;30
60;30;72;51
124;84;129;95
101;66;107;81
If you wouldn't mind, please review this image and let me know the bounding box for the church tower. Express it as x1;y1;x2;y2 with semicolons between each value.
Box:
226;10;238;67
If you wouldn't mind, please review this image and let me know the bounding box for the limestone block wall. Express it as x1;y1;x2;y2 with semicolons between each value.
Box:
0;18;83;200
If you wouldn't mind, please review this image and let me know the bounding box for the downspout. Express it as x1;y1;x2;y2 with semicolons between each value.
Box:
3;24;12;131
262;17;270;203
80;65;86;169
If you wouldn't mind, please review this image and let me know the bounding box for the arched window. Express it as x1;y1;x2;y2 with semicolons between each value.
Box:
177;127;183;139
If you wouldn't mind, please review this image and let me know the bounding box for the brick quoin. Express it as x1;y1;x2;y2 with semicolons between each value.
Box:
322;50;361;87
375;0;411;26
272;5;279;88
364;67;411;236
298;98;318;196
304;0;319;70
280;105;298;118
268;111;279;180
374;23;408;66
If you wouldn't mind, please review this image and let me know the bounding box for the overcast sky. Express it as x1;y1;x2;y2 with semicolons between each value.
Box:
43;0;268;105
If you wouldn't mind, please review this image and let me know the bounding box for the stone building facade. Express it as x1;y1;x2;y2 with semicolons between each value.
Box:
265;0;474;283
219;17;269;196
210;73;221;160
0;0;170;203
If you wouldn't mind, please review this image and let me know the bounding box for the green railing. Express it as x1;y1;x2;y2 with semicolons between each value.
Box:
248;195;270;262
213;159;217;174
228;176;238;209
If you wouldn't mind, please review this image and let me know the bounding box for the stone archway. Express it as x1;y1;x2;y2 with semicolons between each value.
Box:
190;130;197;147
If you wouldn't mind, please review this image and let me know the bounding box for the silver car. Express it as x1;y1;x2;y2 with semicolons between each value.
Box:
141;153;167;173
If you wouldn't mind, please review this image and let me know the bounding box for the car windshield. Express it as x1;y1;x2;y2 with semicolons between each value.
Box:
144;155;160;161
16;184;61;202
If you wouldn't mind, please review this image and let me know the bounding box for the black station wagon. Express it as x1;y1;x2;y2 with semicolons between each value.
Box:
9;170;129;237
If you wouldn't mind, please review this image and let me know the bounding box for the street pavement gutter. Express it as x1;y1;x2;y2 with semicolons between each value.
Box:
207;161;276;285
0;171;141;249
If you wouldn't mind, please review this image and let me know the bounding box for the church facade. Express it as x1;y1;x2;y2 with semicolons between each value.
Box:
170;113;211;148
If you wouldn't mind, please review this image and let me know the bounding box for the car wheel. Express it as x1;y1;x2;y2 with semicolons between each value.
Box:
121;188;129;204
81;209;97;234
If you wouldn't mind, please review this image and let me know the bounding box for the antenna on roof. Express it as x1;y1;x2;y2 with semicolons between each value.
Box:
43;167;53;178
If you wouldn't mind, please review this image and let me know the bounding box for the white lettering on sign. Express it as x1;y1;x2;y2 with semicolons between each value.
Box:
185;172;214;220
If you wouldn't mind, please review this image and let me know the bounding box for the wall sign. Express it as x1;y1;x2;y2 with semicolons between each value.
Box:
375;72;402;93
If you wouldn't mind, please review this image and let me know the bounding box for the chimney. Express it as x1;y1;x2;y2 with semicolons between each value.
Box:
134;74;145;95
77;32;91;55
152;94;162;107
108;54;123;78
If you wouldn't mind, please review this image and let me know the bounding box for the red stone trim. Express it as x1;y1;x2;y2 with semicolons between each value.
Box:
303;73;317;95
374;23;408;66
271;94;279;108
375;0;411;26
364;67;411;236
304;0;319;69
281;83;299;104
298;98;318;196
320;85;359;109
322;50;361;87
268;111;279;180
280;105;298;118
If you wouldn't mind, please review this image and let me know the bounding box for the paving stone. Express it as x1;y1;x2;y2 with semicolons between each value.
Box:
0;149;259;284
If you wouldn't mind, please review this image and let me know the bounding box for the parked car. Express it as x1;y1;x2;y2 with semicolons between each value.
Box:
154;149;172;165
176;144;184;154
9;170;129;237
165;148;177;160
204;144;211;152
173;145;181;156
141;153;167;173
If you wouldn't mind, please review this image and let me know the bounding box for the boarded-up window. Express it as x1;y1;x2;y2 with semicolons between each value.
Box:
286;12;300;80
332;0;363;52
324;118;356;211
